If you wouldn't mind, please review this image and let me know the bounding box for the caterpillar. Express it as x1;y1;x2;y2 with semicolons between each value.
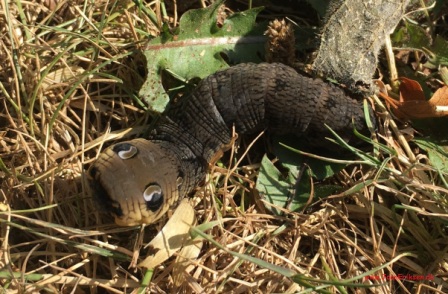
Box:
87;62;374;226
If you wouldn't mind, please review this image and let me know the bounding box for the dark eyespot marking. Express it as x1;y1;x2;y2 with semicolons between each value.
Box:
143;183;164;212
112;142;138;159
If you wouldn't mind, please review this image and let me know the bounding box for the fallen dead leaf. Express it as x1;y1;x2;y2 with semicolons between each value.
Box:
138;198;199;269
379;77;448;119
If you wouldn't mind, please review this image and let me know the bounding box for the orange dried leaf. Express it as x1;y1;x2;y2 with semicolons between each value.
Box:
398;77;426;102
393;99;436;119
428;86;448;117
381;77;448;119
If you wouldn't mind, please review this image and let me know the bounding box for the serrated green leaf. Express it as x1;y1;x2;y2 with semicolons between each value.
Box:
256;155;293;215
139;1;266;112
256;154;341;215
256;135;348;214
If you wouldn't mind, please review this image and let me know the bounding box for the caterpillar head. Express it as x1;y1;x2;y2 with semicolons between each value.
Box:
87;138;183;226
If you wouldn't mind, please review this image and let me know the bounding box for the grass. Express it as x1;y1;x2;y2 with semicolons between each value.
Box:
1;0;447;293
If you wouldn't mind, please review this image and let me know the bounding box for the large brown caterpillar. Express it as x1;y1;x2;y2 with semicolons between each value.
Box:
88;63;374;226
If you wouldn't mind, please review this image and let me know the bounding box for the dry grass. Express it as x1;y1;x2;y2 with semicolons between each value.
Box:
1;0;447;293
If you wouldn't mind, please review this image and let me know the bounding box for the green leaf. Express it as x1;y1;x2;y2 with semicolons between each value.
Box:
256;135;351;215
256;154;341;215
391;19;448;70
391;20;431;50
272;136;345;180
139;0;265;112
256;155;294;215
414;138;448;174
423;35;448;69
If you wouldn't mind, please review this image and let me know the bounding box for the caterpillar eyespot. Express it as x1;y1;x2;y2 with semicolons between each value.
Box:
143;184;164;212
113;143;138;159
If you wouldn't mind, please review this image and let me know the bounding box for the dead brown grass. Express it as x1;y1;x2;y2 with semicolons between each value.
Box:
1;0;447;293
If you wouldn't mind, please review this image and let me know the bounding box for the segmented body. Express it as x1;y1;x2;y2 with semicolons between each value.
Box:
88;63;374;226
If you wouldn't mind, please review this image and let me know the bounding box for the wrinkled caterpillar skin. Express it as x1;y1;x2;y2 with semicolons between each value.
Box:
88;63;375;226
